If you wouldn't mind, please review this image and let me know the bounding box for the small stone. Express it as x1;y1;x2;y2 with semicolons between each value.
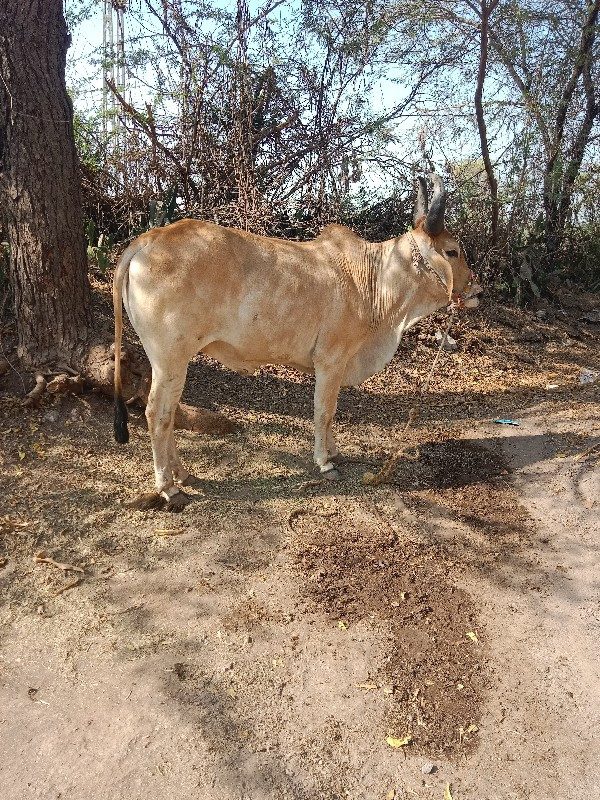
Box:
434;330;458;351
421;762;437;775
43;410;60;423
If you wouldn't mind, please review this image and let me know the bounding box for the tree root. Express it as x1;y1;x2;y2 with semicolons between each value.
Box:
22;373;47;407
16;341;238;436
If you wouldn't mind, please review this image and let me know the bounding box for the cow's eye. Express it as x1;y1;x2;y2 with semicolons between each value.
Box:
445;249;458;258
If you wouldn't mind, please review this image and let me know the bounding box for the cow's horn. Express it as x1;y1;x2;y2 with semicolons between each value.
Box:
413;176;428;226
424;173;447;236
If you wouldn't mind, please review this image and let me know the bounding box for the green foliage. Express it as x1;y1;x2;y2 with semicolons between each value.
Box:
86;219;114;273
561;224;600;292
73;109;103;172
64;0;96;29
147;187;179;230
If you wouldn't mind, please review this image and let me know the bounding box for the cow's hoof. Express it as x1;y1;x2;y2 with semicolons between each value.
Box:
126;492;166;511
165;491;192;512
321;467;342;481
178;473;202;488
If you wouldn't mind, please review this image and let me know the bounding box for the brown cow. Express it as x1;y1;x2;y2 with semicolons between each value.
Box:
113;174;480;510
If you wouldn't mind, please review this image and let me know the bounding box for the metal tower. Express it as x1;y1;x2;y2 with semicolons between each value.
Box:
102;0;126;146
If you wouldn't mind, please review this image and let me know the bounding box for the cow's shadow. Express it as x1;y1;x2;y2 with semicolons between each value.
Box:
173;432;599;503
181;349;598;429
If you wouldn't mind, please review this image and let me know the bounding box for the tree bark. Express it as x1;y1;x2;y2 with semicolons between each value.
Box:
0;0;92;368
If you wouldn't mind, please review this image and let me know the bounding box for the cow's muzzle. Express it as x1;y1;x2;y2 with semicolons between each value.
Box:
452;271;482;309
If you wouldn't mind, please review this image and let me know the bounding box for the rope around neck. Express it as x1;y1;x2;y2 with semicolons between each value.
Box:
363;305;456;486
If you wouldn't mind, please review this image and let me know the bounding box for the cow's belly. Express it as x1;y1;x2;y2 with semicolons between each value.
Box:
202;340;314;376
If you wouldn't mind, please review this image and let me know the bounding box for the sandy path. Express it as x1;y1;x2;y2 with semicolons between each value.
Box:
1;403;599;800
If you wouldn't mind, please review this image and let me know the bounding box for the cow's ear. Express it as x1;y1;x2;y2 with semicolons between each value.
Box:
412;176;428;227
424;174;447;236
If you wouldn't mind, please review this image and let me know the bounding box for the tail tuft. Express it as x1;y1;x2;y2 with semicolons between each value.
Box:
114;395;130;444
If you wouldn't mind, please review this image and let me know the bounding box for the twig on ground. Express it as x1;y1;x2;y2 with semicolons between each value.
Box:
291;479;326;494
363;309;454;486
33;550;85;573
575;441;600;461
53;577;83;596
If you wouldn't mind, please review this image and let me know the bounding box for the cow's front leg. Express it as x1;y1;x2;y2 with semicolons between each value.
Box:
313;368;343;480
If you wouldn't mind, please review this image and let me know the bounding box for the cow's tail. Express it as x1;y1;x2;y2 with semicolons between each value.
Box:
113;242;142;444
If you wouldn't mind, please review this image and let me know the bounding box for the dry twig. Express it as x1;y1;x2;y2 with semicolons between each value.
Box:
33;550;84;574
53;578;83;596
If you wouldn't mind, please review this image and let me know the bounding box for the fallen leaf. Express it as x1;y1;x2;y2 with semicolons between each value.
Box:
154;529;184;536
460;723;479;736
386;791;395;800
18;450;26;460
338;620;348;630
354;682;378;691
386;734;412;748
466;631;479;643
445;783;454;800
459;723;479;743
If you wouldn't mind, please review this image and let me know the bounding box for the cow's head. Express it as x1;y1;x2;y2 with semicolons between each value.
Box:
413;174;481;308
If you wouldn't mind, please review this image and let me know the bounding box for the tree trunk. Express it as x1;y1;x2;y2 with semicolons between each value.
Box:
473;0;500;247
0;0;92;368
0;1;238;437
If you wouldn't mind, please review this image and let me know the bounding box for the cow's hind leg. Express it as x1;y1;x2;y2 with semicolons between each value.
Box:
145;363;192;511
168;431;201;488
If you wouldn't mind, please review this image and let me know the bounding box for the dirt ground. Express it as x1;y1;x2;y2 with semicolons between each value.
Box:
1;288;599;800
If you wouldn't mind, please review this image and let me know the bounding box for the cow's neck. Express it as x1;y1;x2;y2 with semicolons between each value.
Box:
371;236;448;328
